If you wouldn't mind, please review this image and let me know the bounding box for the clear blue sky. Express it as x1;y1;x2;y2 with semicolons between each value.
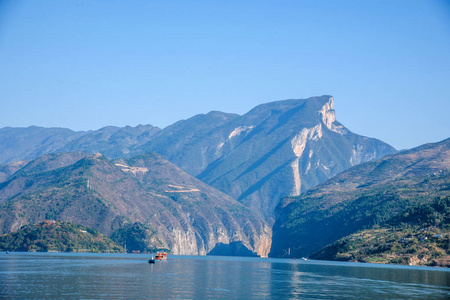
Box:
0;0;449;150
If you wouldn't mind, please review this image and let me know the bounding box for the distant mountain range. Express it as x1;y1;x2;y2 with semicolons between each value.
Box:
270;138;450;259
0;124;161;164
0;96;396;221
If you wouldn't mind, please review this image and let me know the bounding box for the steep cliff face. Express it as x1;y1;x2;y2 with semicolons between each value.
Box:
143;96;396;220
0;152;271;256
271;138;450;258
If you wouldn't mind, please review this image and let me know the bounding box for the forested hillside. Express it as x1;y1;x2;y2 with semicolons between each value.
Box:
311;196;450;267
0;220;123;253
271;138;450;258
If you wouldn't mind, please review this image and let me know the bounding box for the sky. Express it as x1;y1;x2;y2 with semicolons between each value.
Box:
0;0;449;150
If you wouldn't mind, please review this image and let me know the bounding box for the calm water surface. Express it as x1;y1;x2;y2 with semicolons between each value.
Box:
0;252;449;299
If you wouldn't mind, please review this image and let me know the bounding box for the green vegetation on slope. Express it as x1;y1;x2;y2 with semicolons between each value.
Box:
0;220;123;253
0;151;271;256
270;138;450;258
111;222;168;253
311;196;450;267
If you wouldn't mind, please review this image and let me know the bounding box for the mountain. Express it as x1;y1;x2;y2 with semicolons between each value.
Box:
0;160;28;183
0;152;271;256
7;151;91;178
0;220;123;253
0;96;396;221
0;126;83;164
58;125;161;157
141;96;396;220
0;125;160;164
310;196;450;267
270;138;450;258
138;111;240;175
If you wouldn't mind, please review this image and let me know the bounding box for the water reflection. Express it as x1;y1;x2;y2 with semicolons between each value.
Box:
0;253;449;299
145;256;274;298
268;260;450;299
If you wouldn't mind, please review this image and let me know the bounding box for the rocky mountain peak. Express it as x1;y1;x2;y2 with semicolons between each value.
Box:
318;96;346;134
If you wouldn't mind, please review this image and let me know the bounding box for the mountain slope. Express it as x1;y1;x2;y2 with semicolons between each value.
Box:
270;138;450;258
0;126;83;164
58;124;160;158
140;111;240;175
0;125;160;165
0;220;123;253
310;196;450;267
0;152;271;256
141;96;396;220
0;160;28;183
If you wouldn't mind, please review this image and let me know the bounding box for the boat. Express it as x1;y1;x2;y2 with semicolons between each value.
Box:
148;251;167;263
154;251;167;261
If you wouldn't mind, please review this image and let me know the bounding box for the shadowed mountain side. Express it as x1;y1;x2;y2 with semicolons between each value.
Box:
207;241;258;257
0;152;271;256
309;196;450;267
270;137;450;258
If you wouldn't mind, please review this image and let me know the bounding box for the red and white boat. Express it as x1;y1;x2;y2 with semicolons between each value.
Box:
154;251;167;261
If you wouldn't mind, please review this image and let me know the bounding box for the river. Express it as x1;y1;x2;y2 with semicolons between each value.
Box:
1;252;448;299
